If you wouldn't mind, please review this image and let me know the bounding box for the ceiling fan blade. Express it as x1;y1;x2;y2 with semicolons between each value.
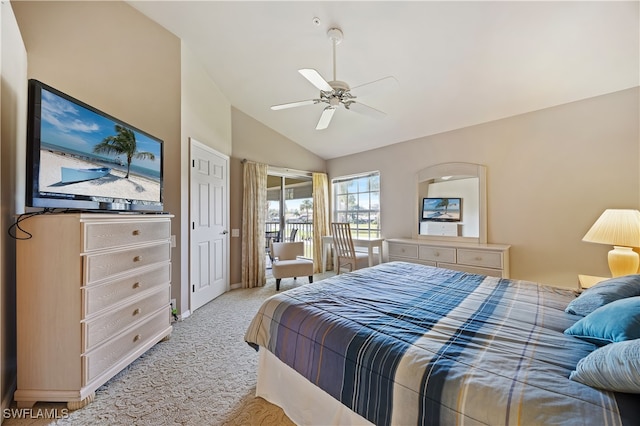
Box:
299;69;333;92
347;101;386;120
315;106;336;130
351;76;399;98
270;99;318;110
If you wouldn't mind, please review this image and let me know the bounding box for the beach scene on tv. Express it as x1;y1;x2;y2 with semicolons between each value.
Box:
422;197;461;221
38;88;162;203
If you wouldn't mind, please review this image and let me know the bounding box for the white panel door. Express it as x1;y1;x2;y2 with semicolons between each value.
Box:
190;139;229;311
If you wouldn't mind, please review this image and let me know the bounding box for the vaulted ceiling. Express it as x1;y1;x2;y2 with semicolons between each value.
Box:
129;1;639;160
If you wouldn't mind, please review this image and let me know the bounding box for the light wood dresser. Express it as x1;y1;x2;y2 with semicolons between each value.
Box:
15;213;173;409
387;238;511;278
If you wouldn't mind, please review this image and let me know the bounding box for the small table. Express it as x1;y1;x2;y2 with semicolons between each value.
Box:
322;235;384;273
577;274;608;292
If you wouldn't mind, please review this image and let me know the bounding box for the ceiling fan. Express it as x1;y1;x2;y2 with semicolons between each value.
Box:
270;27;398;130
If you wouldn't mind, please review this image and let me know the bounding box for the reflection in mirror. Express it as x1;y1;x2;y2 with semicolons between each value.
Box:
422;177;479;237
415;163;487;244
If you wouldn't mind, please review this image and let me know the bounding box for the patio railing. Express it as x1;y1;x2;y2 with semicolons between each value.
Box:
266;221;314;259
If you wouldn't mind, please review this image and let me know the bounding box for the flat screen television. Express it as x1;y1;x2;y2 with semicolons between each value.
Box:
25;79;164;212
422;197;461;221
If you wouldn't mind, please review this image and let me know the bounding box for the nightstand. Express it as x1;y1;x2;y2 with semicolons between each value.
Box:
577;274;608;292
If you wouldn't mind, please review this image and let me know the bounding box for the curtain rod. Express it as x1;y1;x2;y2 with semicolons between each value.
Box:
241;158;323;176
268;165;314;177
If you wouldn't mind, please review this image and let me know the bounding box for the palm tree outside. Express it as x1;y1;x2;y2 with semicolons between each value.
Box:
94;124;155;179
299;199;313;221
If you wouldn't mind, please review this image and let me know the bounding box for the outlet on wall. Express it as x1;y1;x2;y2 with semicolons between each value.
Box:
171;298;176;308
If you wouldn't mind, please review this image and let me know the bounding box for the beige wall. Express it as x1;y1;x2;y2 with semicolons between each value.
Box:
230;107;326;285
11;0;183;307
180;43;232;314
328;88;640;288
1;0;27;412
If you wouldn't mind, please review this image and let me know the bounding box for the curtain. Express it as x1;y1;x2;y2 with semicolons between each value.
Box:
241;161;268;288
312;172;330;273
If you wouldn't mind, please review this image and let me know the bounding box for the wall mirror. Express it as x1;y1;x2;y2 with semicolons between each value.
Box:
415;162;487;244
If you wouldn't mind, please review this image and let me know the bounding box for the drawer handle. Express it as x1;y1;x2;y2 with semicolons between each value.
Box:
133;308;142;316
133;256;142;262
132;282;141;289
133;334;141;342
475;257;482;261
434;252;440;257
132;230;141;236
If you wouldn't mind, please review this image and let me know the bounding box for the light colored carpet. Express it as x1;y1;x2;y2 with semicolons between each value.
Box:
4;273;335;425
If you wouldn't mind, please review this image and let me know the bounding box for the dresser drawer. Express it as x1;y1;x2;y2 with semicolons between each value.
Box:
457;249;503;269
83;309;169;385
83;220;170;252
419;246;456;263
84;242;170;285
387;243;418;259
438;263;504;278
83;286;169;352
389;256;437;267
83;263;170;317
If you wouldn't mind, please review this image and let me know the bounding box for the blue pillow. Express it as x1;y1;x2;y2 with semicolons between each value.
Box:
565;274;640;316
569;339;640;393
564;296;640;346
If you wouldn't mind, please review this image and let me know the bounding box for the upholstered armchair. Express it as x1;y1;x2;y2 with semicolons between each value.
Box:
270;241;313;291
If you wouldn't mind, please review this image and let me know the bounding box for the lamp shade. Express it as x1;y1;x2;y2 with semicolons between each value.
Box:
582;209;640;247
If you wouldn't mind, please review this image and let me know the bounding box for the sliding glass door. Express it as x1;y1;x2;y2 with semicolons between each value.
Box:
266;173;313;260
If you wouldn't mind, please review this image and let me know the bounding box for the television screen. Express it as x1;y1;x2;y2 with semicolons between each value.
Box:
422;197;461;221
26;79;164;212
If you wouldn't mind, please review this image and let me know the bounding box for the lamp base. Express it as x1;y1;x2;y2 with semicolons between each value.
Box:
608;246;640;277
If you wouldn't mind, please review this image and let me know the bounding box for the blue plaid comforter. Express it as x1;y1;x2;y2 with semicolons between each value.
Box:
245;261;639;425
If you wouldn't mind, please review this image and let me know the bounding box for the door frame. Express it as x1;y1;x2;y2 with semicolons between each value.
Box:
189;138;230;312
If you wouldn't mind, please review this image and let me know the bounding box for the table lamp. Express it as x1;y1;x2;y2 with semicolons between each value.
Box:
582;209;640;277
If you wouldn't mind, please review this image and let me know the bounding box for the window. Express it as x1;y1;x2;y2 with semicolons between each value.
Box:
332;171;380;238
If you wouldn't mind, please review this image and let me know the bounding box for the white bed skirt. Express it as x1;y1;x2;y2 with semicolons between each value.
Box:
256;347;374;426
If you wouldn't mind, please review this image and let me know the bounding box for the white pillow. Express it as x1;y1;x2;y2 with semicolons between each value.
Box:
569;339;640;393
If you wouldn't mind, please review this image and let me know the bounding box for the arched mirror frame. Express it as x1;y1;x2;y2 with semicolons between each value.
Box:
414;162;487;244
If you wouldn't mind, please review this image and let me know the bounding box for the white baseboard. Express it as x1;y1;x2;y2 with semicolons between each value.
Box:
230;282;242;290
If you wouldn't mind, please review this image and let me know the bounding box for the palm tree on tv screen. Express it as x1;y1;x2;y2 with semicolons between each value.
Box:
94;124;155;179
436;198;450;213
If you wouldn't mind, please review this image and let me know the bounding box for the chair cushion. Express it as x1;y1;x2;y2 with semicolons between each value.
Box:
272;259;313;279
354;252;370;266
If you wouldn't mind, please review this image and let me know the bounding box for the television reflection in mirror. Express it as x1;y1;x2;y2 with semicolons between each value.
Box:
422;197;461;222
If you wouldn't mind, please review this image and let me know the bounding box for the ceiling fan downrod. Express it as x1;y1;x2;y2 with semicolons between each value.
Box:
327;28;343;82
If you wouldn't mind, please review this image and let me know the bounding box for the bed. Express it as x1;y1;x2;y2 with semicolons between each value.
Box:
245;261;640;425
